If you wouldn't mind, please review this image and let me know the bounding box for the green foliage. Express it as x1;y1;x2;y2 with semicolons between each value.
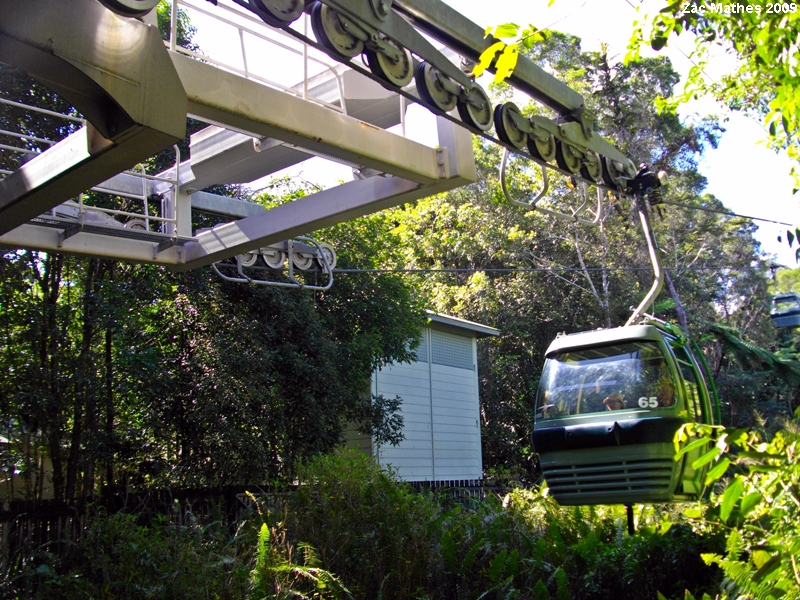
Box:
475;24;548;82
6;511;253;599
2;454;728;599
627;2;800;193
675;416;800;598
283;453;720;599
286;451;439;600
250;522;353;600
708;323;800;388
0;183;421;498
773;267;800;295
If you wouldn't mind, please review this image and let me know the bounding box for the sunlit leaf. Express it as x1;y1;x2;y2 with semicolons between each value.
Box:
684;507;703;519
493;23;520;39
676;436;712;459
739;451;778;460
473;41;505;78
720;476;744;523
691;447;722;470
705;457;730;485
749;465;781;473
752;553;781;583
493;45;519;83
740;492;762;517
701;553;722;566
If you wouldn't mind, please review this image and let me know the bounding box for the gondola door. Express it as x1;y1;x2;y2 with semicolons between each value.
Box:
667;339;714;499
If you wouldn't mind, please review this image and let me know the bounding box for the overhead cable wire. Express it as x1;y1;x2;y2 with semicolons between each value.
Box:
334;265;754;274
660;200;796;227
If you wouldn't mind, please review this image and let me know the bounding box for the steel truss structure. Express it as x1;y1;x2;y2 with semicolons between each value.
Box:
0;0;650;280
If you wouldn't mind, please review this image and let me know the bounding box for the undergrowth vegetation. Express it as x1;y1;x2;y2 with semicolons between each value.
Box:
4;451;725;600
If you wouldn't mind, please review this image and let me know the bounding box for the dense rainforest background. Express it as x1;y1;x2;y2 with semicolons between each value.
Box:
2;2;800;598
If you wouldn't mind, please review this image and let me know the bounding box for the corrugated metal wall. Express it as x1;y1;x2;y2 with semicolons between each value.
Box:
374;328;482;482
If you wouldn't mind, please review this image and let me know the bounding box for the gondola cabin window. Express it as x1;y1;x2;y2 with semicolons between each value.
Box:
535;342;675;420
774;295;800;312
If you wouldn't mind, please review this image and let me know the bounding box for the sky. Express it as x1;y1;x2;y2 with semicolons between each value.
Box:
187;0;800;267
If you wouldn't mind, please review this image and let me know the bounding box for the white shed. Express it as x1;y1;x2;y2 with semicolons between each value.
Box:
349;312;499;484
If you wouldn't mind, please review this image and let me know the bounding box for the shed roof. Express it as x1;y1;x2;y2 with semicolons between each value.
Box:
425;310;499;338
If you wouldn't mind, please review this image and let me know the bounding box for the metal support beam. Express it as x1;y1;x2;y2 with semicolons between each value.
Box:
0;223;183;265
175;128;311;193
176;115;475;270
171;51;445;184
0;0;187;233
0;125;157;234
0;115;475;268
190;191;266;219
178;175;419;270
0;4;477;269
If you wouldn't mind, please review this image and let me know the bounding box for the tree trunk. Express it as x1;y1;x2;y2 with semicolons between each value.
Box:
664;269;689;334
65;258;100;500
105;322;114;489
38;253;66;501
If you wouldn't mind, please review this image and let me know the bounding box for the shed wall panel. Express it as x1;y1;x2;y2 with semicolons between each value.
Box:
371;325;484;482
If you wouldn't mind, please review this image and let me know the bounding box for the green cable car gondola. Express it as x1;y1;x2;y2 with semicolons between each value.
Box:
531;169;720;506
770;292;800;328
532;319;720;505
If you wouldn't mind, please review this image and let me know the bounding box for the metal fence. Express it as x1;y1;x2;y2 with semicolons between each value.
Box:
0;480;504;570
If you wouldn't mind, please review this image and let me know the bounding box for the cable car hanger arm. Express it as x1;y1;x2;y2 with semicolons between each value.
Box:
499;148;605;227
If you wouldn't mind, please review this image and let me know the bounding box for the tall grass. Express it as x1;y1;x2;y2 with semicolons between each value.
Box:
2;451;723;599
285;451;722;600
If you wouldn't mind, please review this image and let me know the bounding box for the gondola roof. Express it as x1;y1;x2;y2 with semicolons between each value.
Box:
545;324;675;357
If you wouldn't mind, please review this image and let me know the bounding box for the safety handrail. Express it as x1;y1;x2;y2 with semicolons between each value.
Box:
172;0;348;116
0;98;182;232
0;98;85;173
499;148;604;226
78;146;180;230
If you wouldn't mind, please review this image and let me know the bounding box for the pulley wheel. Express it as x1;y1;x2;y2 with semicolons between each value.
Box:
98;0;159;17
292;252;315;271
414;62;457;112
124;218;148;231
365;42;413;87
239;252;259;267
554;140;582;175
528;133;556;164
493;103;528;150
316;242;337;270
580;149;603;183
262;248;286;269
457;85;493;131
310;1;364;58
602;156;627;189
249;0;304;26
